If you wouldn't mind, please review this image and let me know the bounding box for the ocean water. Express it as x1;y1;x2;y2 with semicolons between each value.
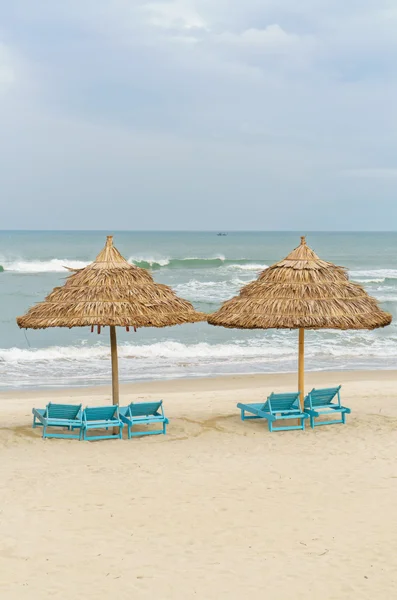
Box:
0;231;396;389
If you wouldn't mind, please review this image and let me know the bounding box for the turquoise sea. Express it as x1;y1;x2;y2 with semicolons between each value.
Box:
0;231;396;389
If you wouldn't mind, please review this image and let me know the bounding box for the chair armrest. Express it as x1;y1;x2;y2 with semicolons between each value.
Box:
304;408;319;417
257;411;275;421
32;408;46;424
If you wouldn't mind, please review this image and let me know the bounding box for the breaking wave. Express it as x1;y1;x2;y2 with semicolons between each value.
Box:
350;269;397;283
129;256;268;271
0;255;269;273
0;259;89;273
174;279;250;303
1;332;397;388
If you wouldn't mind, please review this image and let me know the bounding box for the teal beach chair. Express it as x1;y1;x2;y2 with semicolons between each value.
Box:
81;406;123;440
237;392;308;432
120;401;168;439
304;386;351;428
32;403;83;439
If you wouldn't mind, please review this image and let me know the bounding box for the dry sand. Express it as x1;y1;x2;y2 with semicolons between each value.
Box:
1;370;397;599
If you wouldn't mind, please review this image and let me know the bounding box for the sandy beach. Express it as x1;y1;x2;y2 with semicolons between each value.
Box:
1;370;397;599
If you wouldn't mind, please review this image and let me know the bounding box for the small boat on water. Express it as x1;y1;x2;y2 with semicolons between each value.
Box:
217;232;228;236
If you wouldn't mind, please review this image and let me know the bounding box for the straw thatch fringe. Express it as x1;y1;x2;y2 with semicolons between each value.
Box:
208;236;392;330
17;236;205;329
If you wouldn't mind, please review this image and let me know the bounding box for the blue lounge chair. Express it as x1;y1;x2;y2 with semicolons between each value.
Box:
119;401;168;439
237;392;308;432
304;386;351;428
81;406;123;441
32;403;83;439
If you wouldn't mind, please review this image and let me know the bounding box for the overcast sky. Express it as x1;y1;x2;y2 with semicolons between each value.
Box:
1;1;396;230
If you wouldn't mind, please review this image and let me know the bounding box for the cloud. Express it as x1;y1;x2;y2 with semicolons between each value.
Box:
0;0;396;229
144;0;208;30
215;25;301;49
0;43;16;87
342;169;397;179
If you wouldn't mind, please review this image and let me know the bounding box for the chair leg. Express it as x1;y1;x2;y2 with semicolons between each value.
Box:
42;426;47;439
163;423;167;434
268;421;273;432
240;409;245;421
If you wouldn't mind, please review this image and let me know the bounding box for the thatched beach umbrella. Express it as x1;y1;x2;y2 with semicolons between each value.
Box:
17;236;204;403
208;236;392;409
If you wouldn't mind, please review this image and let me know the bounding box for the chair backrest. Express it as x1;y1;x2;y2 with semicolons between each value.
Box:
267;392;300;413
128;401;162;417
47;403;82;420
84;406;118;421
305;386;341;408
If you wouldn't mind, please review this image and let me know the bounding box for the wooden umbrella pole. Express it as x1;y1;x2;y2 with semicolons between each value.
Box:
110;326;119;406
298;328;305;411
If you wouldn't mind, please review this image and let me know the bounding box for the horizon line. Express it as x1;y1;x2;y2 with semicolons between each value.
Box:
1;229;397;234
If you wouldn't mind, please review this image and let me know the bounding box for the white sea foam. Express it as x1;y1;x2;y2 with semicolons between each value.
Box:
0;345;110;362
127;256;171;267
226;263;268;272
2;332;397;366
353;278;386;284
1;332;397;388
128;255;229;270
373;296;397;303
0;341;287;364
350;269;397;281
1;259;89;273
0;254;269;274
174;279;251;303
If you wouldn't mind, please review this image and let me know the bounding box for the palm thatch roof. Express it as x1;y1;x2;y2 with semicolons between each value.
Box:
17;236;205;329
208;236;392;330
